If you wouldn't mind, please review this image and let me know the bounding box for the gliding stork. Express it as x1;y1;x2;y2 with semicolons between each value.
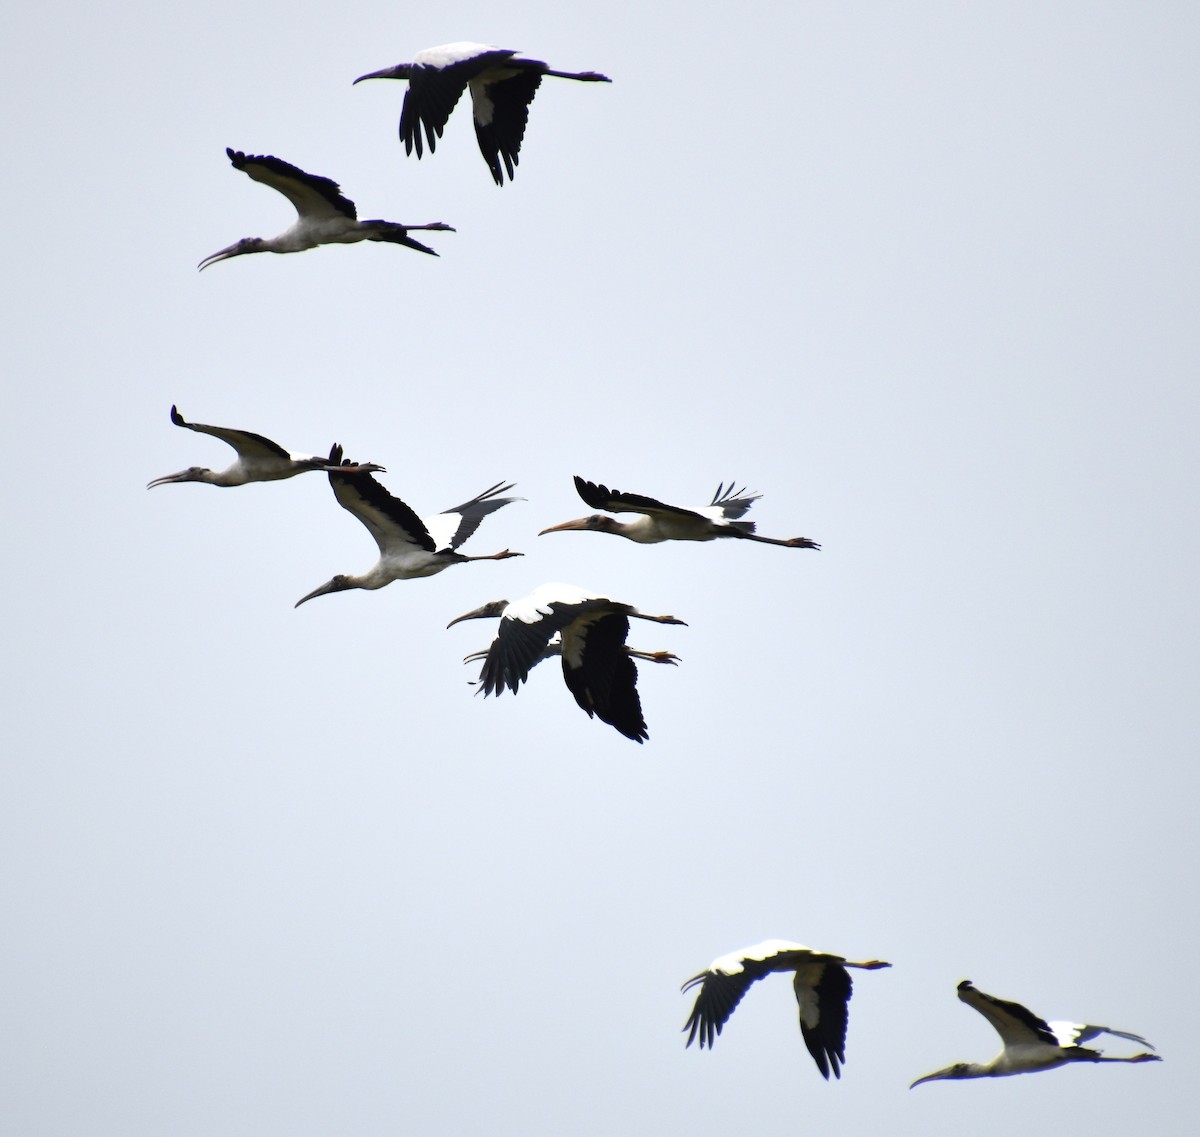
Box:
354;43;611;186
295;461;522;607
147;406;383;489
198;148;454;269
909;980;1162;1087
446;583;685;742
539;476;821;549
682;940;891;1080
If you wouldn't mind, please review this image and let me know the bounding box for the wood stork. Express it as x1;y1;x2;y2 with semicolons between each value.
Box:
198;148;455;269
147;407;383;489
682;941;891;1080
354;43;611;186
446;583;685;742
909;980;1162;1087
539;477;821;549
295;462;522;607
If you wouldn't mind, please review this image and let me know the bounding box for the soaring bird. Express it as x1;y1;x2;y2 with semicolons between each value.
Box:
295;463;521;606
147;406;383;489
909;980;1161;1087
199;148;454;269
682;940;891;1079
446;583;685;742
539;476;820;549
354;43;611;185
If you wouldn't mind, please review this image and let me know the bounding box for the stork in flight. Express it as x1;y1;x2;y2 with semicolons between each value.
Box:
682;941;891;1080
354;43;611;186
198;148;454;269
909;980;1162;1087
295;460;521;607
539;477;821;549
147;406;383;489
446;583;685;742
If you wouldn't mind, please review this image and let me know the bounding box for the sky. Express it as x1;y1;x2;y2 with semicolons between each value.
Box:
3;2;1198;1134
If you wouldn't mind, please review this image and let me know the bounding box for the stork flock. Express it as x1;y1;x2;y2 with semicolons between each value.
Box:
155;37;1162;1115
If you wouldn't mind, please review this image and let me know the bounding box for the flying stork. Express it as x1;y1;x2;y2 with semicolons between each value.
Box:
147;406;383;489
682;941;891;1080
354;43;611;186
446;583;686;742
539;477;821;549
198;148;455;269
909;980;1162;1087
295;460;522;607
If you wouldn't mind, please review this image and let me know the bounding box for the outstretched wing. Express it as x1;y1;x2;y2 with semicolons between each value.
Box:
708;482;762;520
169;405;292;462
327;468;436;557
426;481;521;550
472;70;543;185
682;941;817;1049
794;961;851;1079
573;475;706;522
957;981;1060;1048
558;612;646;742
1049;1021;1156;1050
402;47;517;156
226;149;357;221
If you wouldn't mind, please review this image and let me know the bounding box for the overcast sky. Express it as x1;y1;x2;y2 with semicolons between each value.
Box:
3;2;1197;1135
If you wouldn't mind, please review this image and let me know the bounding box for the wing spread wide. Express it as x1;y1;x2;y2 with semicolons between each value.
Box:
328;470;436;555
573;476;706;521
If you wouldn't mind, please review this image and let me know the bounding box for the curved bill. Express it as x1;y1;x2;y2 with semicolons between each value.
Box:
446;600;507;629
294;579;342;608
353;64;410;85
537;518;590;536
146;470;190;489
198;243;246;271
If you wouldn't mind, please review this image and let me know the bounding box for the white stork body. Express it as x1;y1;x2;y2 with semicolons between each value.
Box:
294;465;521;606
909;980;1161;1086
682;940;891;1080
539;476;820;548
446;583;685;742
147;407;383;489
199;149;454;269
354;42;610;185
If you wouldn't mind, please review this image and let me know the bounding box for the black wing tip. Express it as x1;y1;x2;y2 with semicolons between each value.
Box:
169;405;184;426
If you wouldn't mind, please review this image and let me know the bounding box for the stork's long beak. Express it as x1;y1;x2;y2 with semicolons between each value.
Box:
446;603;501;629
353;65;408;84
294;579;343;608
908;1068;954;1089
537;518;590;536
197;243;246;271
146;470;190;489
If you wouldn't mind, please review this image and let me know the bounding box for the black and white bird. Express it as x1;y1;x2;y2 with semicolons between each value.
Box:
682;940;891;1080
354;43;611;186
147;406;383;489
539;477;820;549
909;980;1161;1086
198;148;454;269
295;462;521;606
446;583;685;742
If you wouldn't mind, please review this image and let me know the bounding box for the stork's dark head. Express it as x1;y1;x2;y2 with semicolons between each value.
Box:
294;574;354;608
198;237;266;271
146;466;213;488
537;514;620;537
446;600;509;628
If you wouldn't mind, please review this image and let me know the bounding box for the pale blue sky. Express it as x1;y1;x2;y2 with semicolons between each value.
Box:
3;2;1197;1134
